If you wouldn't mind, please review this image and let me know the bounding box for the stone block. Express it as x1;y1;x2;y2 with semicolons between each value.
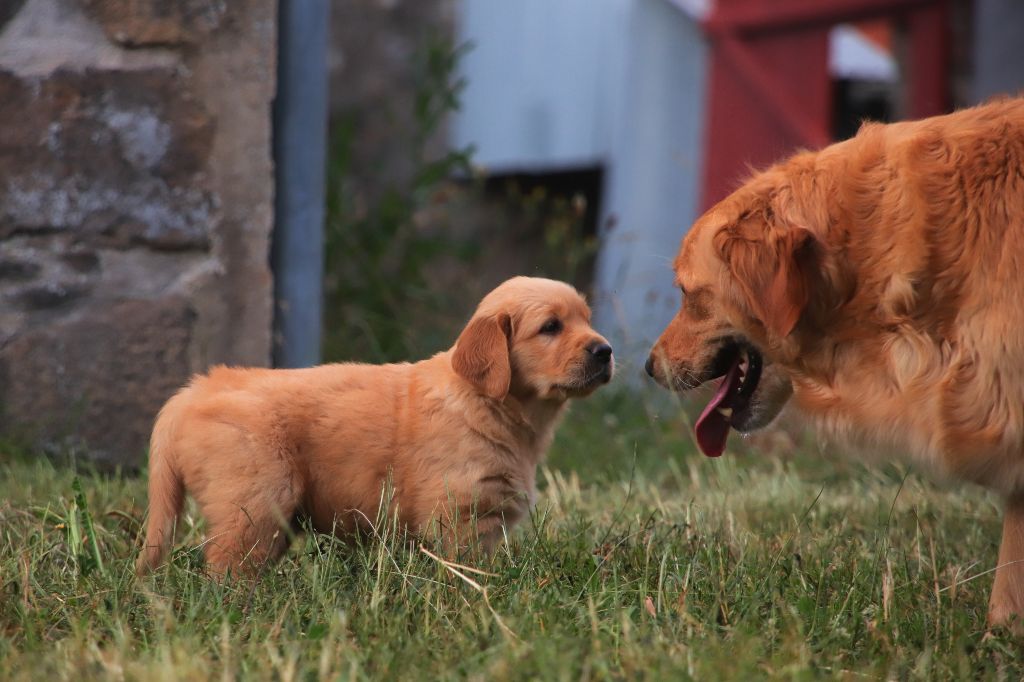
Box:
0;297;195;467
0;0;26;33
0;67;217;250
79;0;227;47
0;255;40;281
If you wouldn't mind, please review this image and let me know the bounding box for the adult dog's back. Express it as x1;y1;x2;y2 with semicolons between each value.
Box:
800;97;1024;490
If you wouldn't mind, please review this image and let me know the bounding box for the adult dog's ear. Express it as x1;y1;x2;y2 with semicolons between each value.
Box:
452;313;513;400
716;224;817;339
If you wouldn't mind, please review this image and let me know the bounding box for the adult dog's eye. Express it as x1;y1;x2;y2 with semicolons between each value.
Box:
539;319;562;335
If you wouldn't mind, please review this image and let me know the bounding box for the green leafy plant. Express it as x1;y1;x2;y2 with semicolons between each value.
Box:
494;179;601;286
68;477;106;577
323;38;476;363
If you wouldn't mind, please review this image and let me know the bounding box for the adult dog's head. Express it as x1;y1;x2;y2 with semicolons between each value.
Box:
646;164;835;456
453;277;614;402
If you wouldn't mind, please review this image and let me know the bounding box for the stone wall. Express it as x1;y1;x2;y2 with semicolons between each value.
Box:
0;0;276;467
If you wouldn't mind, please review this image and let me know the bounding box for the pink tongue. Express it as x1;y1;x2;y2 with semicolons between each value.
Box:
694;357;743;457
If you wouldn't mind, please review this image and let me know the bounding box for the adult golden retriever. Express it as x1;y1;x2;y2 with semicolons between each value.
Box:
646;98;1024;628
137;277;613;574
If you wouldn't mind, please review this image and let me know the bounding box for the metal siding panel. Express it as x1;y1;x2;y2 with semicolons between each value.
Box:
592;0;709;361
973;0;1024;102
454;0;626;170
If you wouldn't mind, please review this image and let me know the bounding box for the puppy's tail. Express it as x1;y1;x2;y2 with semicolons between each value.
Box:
136;400;185;575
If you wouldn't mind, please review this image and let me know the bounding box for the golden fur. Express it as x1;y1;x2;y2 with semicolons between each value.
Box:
647;98;1024;627
137;277;613;574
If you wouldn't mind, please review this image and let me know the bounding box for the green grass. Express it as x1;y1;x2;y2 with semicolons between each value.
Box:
2;389;1023;680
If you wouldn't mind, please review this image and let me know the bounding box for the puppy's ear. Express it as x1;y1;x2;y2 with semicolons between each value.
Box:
716;224;817;339
452;313;513;400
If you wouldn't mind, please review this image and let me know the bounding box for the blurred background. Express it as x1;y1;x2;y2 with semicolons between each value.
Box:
1;0;1021;468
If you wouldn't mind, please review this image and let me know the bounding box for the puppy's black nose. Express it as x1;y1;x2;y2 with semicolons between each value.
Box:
588;342;613;364
644;356;655;377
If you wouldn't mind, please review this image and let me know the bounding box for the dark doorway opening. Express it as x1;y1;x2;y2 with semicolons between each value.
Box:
479;166;604;289
832;78;897;140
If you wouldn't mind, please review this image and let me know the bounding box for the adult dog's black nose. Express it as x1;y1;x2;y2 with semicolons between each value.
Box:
588;342;613;364
644;356;655;377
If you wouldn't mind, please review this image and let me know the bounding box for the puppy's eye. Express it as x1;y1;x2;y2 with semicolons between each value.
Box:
539;319;562;335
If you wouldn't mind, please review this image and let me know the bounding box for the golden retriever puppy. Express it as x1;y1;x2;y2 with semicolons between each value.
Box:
646;98;1024;628
137;276;613;575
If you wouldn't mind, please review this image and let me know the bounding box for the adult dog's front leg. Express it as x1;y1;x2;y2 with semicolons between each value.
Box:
989;494;1024;632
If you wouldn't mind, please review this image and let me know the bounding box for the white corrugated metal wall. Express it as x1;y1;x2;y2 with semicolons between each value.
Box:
454;0;710;373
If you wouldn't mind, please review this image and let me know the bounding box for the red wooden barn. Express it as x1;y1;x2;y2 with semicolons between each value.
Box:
701;0;953;208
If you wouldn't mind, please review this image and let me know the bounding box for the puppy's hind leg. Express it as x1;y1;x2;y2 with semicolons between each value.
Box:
989;494;1024;633
199;477;304;577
